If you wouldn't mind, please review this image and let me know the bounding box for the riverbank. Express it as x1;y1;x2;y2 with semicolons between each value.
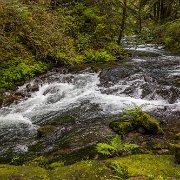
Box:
0;154;179;179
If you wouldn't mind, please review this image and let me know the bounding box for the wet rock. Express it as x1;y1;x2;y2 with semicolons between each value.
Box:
57;124;114;152
143;75;156;83
0;99;3;108
123;85;136;96
140;83;154;98
14;90;26;97
3;95;18;106
34;78;43;86
37;125;56;137
156;86;180;103
0;94;5;108
26;83;39;92
99;67;139;87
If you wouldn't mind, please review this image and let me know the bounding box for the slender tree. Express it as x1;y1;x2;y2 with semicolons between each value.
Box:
118;0;127;44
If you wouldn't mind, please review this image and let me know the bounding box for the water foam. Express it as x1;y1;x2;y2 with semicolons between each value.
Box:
0;72;174;127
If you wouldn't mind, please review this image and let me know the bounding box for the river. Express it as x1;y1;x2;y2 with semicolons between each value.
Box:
0;42;179;162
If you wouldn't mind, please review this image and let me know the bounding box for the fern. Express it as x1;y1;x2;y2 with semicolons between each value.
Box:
96;135;139;156
96;143;115;155
111;163;129;180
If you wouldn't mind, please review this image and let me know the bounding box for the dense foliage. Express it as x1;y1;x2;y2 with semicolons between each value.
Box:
0;0;179;90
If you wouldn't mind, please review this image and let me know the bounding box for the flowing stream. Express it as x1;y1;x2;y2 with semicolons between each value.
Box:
0;42;180;159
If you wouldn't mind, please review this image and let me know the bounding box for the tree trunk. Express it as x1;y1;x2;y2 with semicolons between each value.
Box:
138;8;142;33
118;0;127;45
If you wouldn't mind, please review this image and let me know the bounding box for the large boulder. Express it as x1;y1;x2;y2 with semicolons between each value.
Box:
110;112;163;135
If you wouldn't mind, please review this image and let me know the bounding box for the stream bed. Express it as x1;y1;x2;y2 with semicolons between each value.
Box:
0;43;180;162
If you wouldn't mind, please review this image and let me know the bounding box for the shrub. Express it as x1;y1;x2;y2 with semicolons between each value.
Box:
0;57;47;90
155;20;180;52
85;49;116;63
106;42;129;60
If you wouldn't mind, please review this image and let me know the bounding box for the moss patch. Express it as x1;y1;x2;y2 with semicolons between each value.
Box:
109;121;133;135
0;164;49;179
133;112;163;135
0;155;179;179
50;160;112;180
106;154;180;179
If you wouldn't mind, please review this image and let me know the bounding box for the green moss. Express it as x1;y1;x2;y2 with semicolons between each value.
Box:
0;164;49;179
49;162;64;170
133;112;163;135
25;156;49;168
37;125;56;137
0;155;179;179
110;110;163;135
109;121;133;135
49;160;113;180
106;154;180;179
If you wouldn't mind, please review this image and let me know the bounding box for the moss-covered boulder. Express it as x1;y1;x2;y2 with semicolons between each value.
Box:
37;125;56;137
132;112;163;135
110;112;163;135
109;121;133;135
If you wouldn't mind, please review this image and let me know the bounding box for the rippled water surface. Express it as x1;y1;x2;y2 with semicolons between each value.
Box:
0;43;180;156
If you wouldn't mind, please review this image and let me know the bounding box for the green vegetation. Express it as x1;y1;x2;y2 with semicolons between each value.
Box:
169;143;180;164
111;163;129;179
106;154;180;179
0;0;129;90
0;57;47;90
96;135;139;156
110;104;163;135
0;155;179;179
154;20;180;52
1;0;179;90
0;0;179;178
